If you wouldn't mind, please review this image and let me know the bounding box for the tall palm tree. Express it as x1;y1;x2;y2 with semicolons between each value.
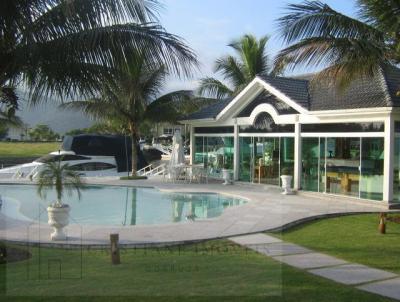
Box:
0;0;197;117
275;0;400;86
62;54;211;175
199;34;274;99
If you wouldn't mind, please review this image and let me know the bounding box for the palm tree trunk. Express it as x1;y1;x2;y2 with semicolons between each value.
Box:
129;122;138;176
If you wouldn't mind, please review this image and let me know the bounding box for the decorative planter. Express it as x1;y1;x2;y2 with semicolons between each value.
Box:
280;175;293;195
222;169;233;185
47;205;70;241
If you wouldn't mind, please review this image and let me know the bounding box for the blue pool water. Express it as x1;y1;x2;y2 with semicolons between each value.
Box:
0;185;246;226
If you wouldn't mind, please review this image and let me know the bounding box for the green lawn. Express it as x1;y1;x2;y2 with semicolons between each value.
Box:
0;142;60;158
0;240;395;301
273;213;400;274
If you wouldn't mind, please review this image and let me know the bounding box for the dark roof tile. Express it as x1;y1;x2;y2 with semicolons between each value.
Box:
183;98;233;120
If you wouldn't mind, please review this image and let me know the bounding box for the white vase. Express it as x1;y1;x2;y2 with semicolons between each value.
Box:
222;169;232;185
280;175;293;195
47;205;70;241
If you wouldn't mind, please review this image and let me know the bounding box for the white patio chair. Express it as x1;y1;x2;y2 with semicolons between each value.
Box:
188;164;203;184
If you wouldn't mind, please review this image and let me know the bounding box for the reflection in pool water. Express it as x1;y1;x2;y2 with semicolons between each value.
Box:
0;185;246;226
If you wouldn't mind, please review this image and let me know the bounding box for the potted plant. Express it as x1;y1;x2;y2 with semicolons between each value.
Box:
280;167;293;195
37;159;84;241
222;159;233;185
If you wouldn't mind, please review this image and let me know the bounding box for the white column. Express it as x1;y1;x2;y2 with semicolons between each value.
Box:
233;123;239;181
189;125;195;165
383;115;394;203
294;121;302;191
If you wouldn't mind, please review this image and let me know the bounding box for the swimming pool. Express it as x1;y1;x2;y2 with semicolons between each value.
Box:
0;185;246;226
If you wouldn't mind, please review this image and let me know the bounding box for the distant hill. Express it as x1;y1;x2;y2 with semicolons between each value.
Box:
15;88;95;135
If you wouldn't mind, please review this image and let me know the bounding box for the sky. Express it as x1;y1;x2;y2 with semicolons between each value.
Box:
158;0;358;92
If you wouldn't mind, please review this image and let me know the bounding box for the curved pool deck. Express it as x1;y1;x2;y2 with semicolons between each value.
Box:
0;178;391;247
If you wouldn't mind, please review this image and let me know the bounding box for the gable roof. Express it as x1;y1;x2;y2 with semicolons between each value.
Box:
258;75;310;110
183;97;233;120
182;65;400;121
308;65;400;111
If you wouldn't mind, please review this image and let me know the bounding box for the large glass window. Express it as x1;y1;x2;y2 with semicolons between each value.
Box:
301;136;383;201
238;136;294;185
255;137;280;185
194;136;234;178
326;137;360;197
239;137;253;182
302;138;319;192
280;137;294;184
194;137;205;164
360;138;384;201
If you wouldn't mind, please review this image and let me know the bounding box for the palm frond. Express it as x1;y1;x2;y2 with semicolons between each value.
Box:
274;36;386;84
198;77;233;99
277;1;382;44
214;56;246;87
29;0;161;42
229;34;271;78
1;0;198;106
37;160;85;203
145;90;193;123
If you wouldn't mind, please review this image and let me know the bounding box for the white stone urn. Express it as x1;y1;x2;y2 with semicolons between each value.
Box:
280;175;293;195
222;169;232;185
47;204;70;241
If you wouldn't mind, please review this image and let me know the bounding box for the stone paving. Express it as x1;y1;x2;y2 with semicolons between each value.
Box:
230;233;400;300
0;177;392;246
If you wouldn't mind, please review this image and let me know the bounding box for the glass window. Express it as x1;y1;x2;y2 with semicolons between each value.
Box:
194;137;204;164
194;127;234;134
301;138;320;192
70;162;116;171
238;136;294;185
360;138;383;201
254;137;280;185
394;137;400;202
326;137;360;197
302;123;384;133
194;136;233;178
239;137;253;182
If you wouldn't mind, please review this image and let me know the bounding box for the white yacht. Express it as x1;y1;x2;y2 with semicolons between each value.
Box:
0;134;148;179
0;150;121;179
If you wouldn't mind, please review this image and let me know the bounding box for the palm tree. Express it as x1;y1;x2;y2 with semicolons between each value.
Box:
275;0;400;87
37;160;84;207
199;34;275;99
62;54;211;175
0;0;198;116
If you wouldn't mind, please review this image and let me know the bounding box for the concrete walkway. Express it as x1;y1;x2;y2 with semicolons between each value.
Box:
230;233;400;301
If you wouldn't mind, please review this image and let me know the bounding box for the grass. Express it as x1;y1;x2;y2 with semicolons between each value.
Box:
0;240;395;301
273;213;400;274
0;142;60;158
120;175;148;180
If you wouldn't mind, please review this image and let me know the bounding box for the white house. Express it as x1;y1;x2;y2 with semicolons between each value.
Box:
181;65;400;207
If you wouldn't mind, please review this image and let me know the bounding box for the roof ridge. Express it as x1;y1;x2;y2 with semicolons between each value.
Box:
258;74;310;83
377;65;395;107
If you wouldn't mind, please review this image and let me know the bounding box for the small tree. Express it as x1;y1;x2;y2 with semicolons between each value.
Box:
29;124;59;141
37;160;84;208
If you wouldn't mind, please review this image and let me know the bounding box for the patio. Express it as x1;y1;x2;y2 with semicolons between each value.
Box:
0;177;390;246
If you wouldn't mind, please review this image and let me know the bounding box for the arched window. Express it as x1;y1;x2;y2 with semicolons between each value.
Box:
253;113;276;130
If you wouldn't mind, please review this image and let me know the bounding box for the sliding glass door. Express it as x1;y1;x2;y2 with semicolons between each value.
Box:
325;137;360;197
301;136;383;201
239;136;294;185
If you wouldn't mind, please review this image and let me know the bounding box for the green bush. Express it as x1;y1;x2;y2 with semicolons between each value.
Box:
120;175;147;180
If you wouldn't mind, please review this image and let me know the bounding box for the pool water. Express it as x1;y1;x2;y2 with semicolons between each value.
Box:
0;185;246;226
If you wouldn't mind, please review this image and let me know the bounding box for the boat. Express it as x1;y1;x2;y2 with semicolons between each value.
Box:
0;134;148;179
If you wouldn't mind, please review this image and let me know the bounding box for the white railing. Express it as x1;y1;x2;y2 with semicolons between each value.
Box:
137;164;166;177
137;164;153;176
